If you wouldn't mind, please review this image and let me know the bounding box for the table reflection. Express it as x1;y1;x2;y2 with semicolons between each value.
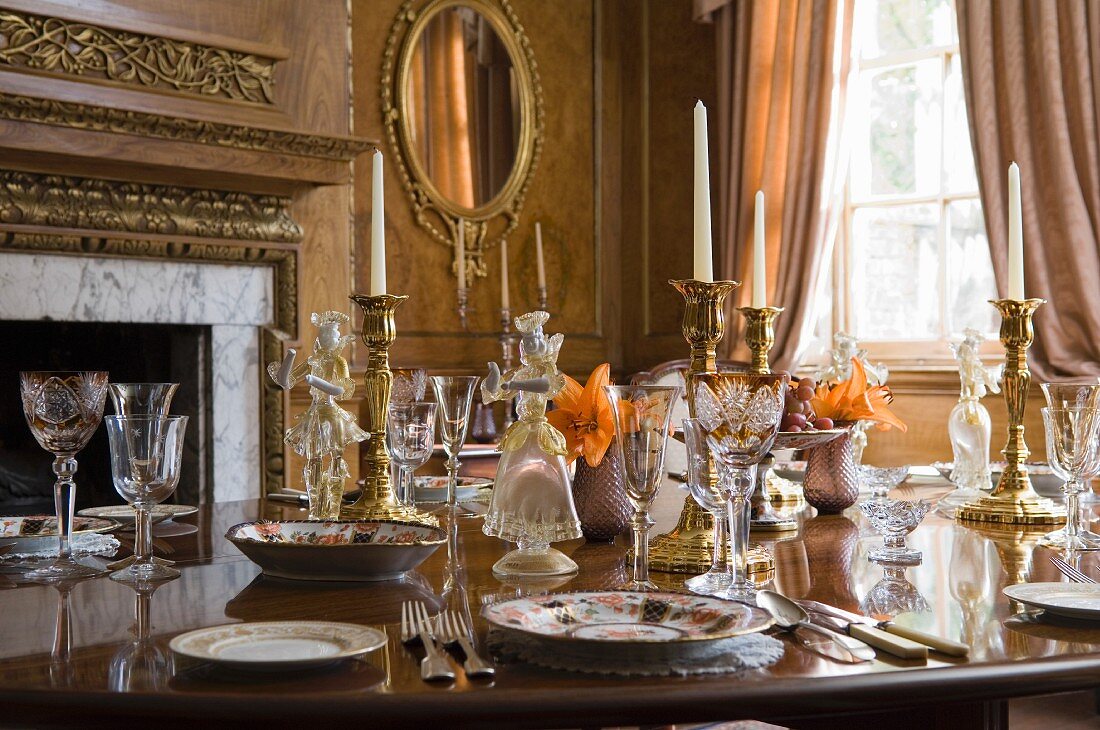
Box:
109;578;173;692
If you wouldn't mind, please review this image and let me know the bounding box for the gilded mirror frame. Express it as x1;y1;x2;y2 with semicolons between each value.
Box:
382;0;543;287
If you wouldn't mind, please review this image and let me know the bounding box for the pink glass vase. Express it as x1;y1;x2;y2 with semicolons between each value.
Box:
803;429;859;514
571;444;630;542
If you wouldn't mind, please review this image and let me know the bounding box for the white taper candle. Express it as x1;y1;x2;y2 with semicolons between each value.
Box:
693;101;714;282
752;190;766;308
370;150;386;296
1007;162;1024;300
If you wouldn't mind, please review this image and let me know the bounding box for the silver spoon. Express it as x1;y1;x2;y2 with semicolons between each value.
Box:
757;589;875;663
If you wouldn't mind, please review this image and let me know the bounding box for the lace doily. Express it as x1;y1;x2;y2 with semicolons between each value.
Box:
2;532;120;560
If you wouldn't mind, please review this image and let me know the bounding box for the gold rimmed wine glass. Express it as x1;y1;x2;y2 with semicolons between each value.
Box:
693;372;788;602
19;371;110;581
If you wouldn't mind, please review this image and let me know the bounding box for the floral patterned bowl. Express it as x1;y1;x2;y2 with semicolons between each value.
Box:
482;591;773;645
226;520;445;582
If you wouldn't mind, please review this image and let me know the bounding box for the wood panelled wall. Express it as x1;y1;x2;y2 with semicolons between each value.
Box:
350;0;715;378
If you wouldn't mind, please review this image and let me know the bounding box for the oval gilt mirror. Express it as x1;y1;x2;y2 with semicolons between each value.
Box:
383;0;543;287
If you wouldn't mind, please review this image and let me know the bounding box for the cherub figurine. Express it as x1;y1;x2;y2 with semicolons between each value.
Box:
947;329;1001;493
481;311;582;577
267;311;368;520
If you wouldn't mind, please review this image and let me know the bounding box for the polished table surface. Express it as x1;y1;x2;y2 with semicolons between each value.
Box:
1;477;1100;729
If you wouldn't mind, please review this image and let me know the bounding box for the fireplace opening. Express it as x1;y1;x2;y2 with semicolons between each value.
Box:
0;320;212;514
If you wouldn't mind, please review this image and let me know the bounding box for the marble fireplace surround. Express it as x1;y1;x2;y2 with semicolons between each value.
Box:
0;250;275;502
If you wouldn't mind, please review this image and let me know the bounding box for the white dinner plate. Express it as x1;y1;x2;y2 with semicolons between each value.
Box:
413;475;492;503
1003;582;1100;620
78;504;198;525
169;621;386;670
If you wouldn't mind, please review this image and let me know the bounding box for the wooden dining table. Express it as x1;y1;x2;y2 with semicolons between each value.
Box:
1;474;1098;729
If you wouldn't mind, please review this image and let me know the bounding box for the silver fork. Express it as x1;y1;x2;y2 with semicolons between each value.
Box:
1049;555;1096;584
414;602;455;681
435;610;495;678
400;601;420;645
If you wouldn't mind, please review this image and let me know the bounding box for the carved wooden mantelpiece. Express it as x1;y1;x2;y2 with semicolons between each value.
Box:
0;91;375;161
0;9;276;104
0;168;301;494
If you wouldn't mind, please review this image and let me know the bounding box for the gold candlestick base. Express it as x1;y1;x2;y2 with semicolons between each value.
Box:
645;278;771;576
738;306;784;374
957;298;1064;526
342;293;438;527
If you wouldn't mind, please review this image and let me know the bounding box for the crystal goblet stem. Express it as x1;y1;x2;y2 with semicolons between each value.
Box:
725;465;758;599
50;456;79;569
629;506;657;590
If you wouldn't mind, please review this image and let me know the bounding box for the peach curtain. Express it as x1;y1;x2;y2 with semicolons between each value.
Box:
696;0;852;370
957;0;1100;379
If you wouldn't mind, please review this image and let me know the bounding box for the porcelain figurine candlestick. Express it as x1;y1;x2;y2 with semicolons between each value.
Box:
343;294;437;526
957;299;1064;525
649;279;769;574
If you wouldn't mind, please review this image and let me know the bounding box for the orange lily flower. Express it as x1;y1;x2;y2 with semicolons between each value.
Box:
547;363;615;466
812;358;907;432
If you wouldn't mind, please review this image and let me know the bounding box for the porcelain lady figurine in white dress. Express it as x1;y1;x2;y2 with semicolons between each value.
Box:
482;311;582;577
267;311;368;520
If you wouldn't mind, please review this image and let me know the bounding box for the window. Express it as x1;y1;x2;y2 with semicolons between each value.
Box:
824;0;997;362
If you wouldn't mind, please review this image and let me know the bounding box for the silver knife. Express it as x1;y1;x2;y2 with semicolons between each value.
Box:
800;600;969;657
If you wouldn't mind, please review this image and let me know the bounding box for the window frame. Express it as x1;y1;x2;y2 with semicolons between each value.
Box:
830;11;1001;367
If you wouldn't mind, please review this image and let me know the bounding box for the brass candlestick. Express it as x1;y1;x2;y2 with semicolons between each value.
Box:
738;306;784;374
957;298;1064;525
343;293;438;526
740;306;797;531
499;307;517;432
647;279;772;576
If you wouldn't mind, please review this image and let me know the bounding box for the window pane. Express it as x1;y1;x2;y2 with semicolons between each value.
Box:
851;204;939;339
860;0;955;60
852;60;942;198
944;54;978;192
946;199;998;335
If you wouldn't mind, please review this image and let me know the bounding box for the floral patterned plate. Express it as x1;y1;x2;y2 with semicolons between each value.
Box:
225;520;445;582
482;591;773;645
0;515;115;538
169;621;386;671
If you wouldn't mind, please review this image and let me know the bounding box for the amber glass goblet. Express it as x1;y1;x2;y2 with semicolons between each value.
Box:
20;371;110;581
694;372;788;602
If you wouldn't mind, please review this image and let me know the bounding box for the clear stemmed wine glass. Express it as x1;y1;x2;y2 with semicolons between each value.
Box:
693;372;788;602
681;418;731;595
1040;406;1100;550
605;384;681;591
1042;382;1100;505
386;402;437;506
105;415;188;583
429;376;479;505
109;383;179;417
20;371;110;581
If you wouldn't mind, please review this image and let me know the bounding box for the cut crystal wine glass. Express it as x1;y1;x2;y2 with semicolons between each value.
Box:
693;372;787;602
605;384;681;591
20;371;110;581
386;402;437;506
430;376;479;505
106;415;187;582
681;418;731;595
391;368;428;405
1040;406;1100;550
